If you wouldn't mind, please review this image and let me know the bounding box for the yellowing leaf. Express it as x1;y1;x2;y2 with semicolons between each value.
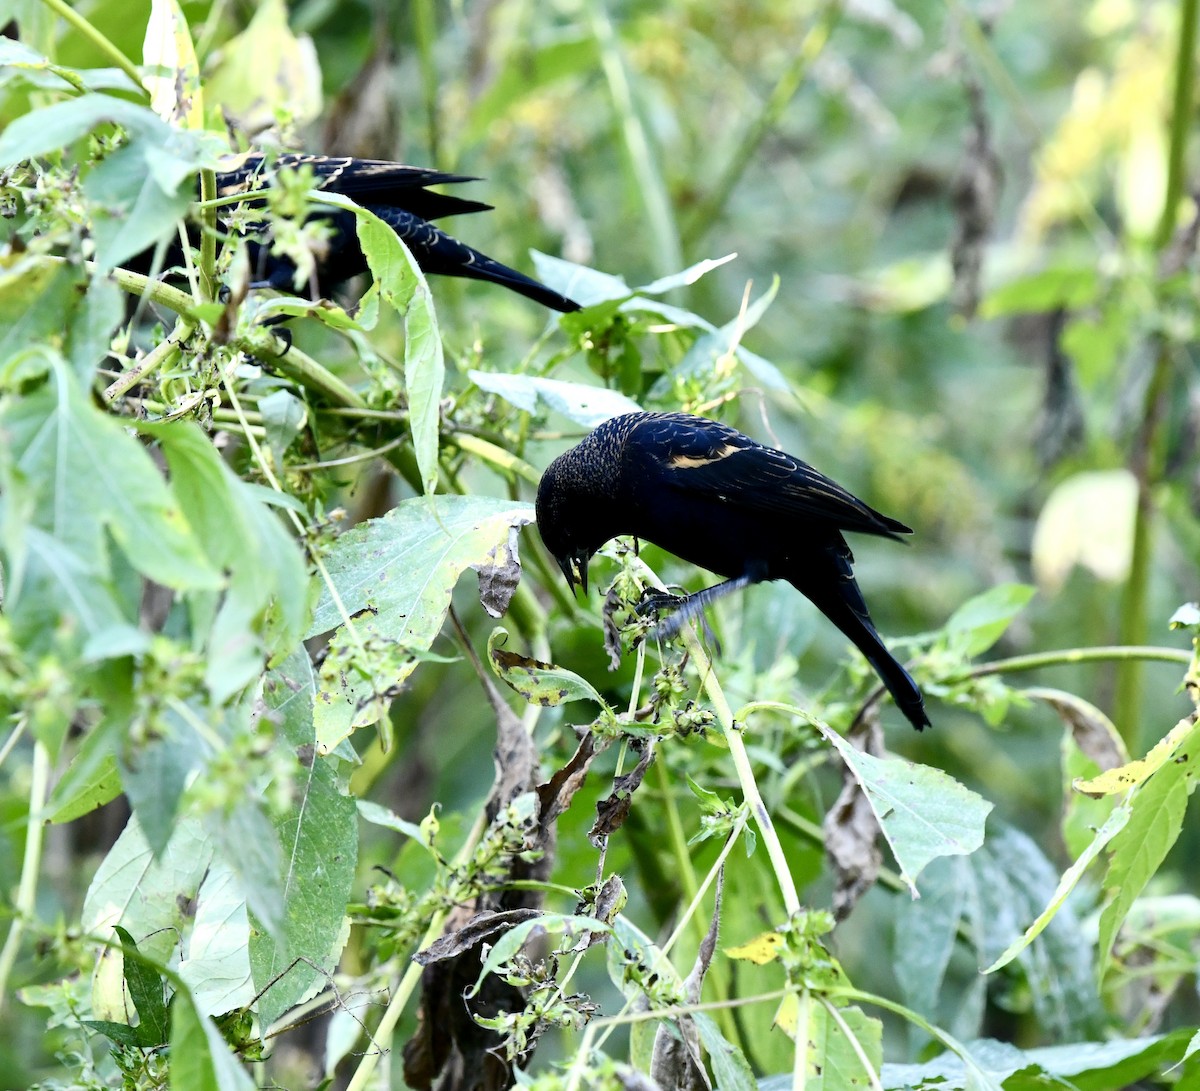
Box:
1032;470;1136;593
725;931;784;965
143;0;203;129
1075;715;1199;797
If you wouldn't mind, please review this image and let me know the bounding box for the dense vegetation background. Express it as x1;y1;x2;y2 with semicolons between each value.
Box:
0;0;1198;1087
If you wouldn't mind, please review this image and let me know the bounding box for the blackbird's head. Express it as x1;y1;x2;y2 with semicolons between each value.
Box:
535;449;615;597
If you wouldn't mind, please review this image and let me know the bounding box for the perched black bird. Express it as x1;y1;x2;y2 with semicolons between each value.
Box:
204;153;579;311
536;411;930;730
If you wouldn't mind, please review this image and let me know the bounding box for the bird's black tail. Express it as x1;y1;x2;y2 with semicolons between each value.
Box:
802;572;930;731
376;206;581;312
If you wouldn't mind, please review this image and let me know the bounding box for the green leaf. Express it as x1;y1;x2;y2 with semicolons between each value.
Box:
876;1030;1193;1091
468;370;642;428
942;582;1036;657
307;496;534;748
82;814;214;970
820;727;992;892
143;0;203;129
0;93;170;166
802;1003;882;1091
251;648;358;1031
202;0;321;132
112;926;169;1047
258;389;308;464
1096;718;1200;975
141;419;311;669
984;800;1130;973
326;192;444;496
692;1012;758;1091
979;266;1100;318
487;627;613;711
3;361;220;594
177;862;255;1017
169;988;256;1091
120;704;206;856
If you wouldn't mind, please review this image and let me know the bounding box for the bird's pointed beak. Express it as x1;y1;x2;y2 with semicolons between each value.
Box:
555;553;588;597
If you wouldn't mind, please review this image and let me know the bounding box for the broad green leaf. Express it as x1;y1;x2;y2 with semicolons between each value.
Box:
177;862;255;1017
251;648;358;1031
0;40;141;95
4;361;219;593
120;704;207;856
307;496;534;748
785;1003;882;1091
876;1030;1193;1091
66;273;124;383
0;93;169;166
1096;717;1200;975
531;250;631;307
142;419;311;667
488;627;613;711
979;266;1099;318
143;0;203;129
985;801;1130;973
0;255;85;375
170;988;256;1091
258;389;307;464
468;370;642;428
820;727;992;892
83;814;214;970
942;582;1036;657
693;1011;757;1091
360;208;442;494
203;0;322;132
971;823;1103;1039
894;856;984;1046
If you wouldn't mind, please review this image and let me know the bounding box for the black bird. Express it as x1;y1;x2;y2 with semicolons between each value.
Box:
536;411;930;730
209;153;580;311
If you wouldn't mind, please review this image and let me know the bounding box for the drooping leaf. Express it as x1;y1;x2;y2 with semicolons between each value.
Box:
251;649;358;1031
1096;717;1200;975
487;627;613;712
469;370;642;428
307;496;534;748
143;0;203;129
819;727;992;892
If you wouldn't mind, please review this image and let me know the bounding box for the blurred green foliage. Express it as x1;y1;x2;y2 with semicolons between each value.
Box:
0;0;1199;1087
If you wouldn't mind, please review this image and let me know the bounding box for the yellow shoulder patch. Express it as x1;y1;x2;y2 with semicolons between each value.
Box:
668;443;739;469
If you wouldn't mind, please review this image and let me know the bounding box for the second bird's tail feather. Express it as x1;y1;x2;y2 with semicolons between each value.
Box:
803;580;930;731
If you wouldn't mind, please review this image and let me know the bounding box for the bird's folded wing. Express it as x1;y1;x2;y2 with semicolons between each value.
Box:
216;154;492;221
639;414;910;538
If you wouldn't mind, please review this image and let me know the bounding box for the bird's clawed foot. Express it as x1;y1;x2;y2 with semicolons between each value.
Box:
634;588;686;619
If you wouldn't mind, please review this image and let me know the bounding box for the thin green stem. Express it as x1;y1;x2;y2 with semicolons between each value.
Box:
103;321;194;402
0;740;50;1013
683;0;842;249
1115;0;1195;746
590;0;683;279
450;433;541;486
949;643;1191;683
36;0;147;93
1157;0;1198;249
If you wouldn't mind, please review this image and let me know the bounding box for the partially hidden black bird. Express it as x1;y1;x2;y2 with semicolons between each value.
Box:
536;411;930;730
210;153;580;312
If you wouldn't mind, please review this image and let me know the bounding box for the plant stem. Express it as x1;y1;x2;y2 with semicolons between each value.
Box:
0;739;50;1013
36;0;147;93
683;0;842;249
1115;0;1197;747
590;0;683;279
